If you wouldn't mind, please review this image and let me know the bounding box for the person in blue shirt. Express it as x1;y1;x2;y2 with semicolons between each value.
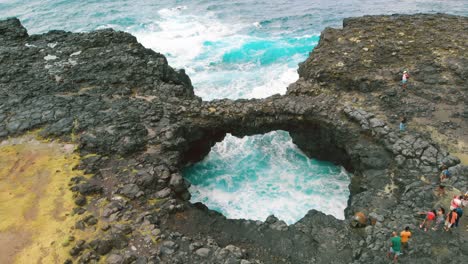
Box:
454;204;463;228
399;116;407;132
439;165;451;182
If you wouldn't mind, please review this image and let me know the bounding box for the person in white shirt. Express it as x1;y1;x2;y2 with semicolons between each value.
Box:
401;70;410;89
450;195;462;210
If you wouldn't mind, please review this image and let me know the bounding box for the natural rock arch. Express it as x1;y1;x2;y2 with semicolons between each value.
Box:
1;15;467;264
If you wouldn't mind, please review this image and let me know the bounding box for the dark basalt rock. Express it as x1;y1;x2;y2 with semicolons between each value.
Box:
0;14;467;264
0;18;28;42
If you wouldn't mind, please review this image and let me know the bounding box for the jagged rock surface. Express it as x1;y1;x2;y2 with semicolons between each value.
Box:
1;14;467;264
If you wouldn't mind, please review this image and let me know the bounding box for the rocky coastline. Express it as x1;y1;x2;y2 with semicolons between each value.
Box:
0;14;467;264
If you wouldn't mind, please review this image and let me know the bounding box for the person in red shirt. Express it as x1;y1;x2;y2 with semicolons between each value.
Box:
419;210;436;231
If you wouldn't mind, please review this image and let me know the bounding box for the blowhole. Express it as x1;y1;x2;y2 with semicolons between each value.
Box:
182;130;351;225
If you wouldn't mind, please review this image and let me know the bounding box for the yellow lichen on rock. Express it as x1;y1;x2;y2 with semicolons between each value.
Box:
0;135;84;264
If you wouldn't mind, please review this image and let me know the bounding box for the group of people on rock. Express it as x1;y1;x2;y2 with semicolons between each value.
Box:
386;227;411;263
386;161;467;263
387;193;466;263
384;70;466;263
418;194;464;232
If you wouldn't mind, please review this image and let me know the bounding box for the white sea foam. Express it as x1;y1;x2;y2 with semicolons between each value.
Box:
133;8;242;73
187;132;350;224
130;9;311;100
247;67;298;98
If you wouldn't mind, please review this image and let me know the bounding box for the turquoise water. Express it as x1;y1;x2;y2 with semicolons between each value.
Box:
184;131;350;224
2;0;467;223
2;1;466;99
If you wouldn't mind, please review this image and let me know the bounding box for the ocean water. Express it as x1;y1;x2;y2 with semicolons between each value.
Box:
183;131;350;224
2;0;467;224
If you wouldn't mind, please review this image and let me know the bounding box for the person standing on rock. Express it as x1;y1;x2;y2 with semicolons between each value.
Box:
439;165;451;182
450;195;462;210
432;207;446;231
399;116;407;132
454;206;463;228
400;226;411;253
387;231;402;263
437;166;450;196
444;209;458;231
419;209;436;231
461;193;468;211
401;70;410;90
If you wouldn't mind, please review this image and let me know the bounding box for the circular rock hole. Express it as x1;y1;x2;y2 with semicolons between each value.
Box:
182;130;351;224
